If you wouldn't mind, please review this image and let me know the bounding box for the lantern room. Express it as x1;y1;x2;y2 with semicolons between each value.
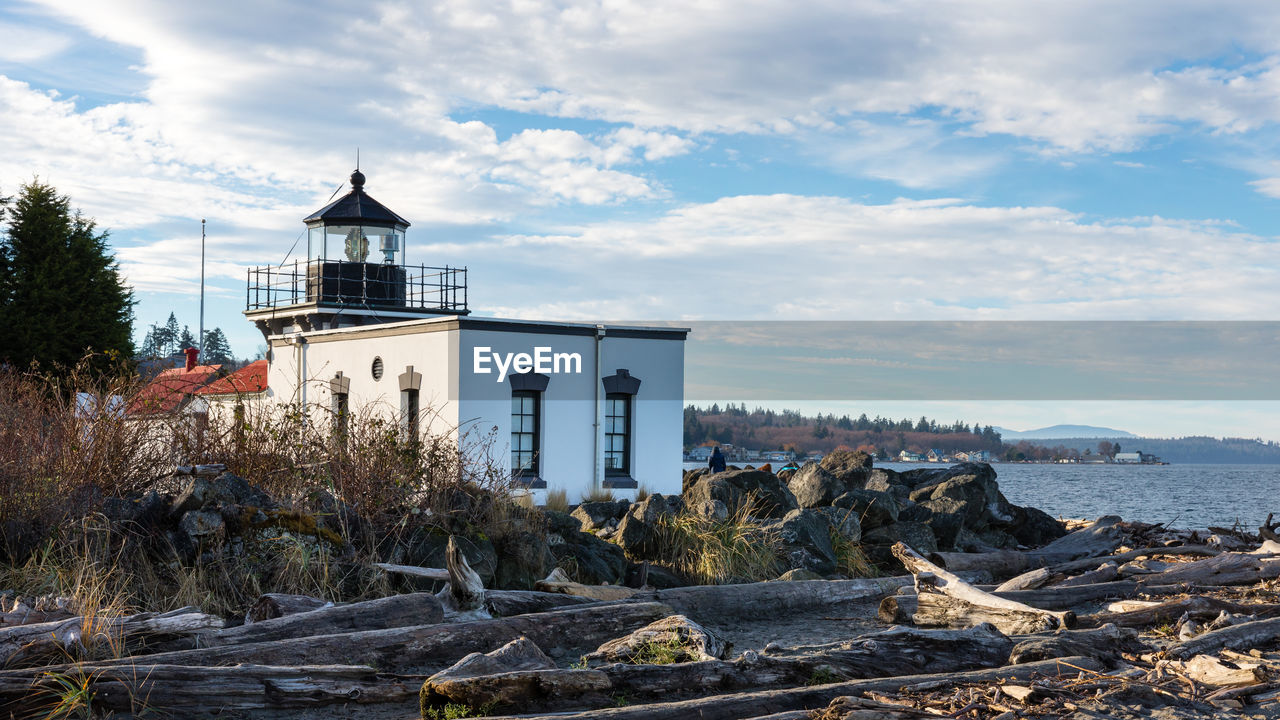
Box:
303;169;408;264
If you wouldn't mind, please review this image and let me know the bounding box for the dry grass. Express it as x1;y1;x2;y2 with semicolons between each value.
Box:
649;499;783;584
0;357;530;617
543;488;570;514
581;487;616;504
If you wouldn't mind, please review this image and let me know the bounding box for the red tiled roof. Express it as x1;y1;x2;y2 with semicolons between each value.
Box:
196;360;269;396
128;364;221;415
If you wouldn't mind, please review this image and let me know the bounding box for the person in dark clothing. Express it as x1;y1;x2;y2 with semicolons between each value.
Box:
708;446;727;473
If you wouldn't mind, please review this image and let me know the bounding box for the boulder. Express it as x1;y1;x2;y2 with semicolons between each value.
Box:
899;501;963;551
1009;504;1067;546
625;562;686;589
862;520;938;569
615;494;683;557
811;506;861;543
818;449;873;486
899;462;997;492
908;465;1014;533
686;498;729;522
493;521;556;590
775;568;824;581
682;468;709;493
583;614;731;665
787;462;847;508
544;511;629;585
832;488;899;530
864;468;911;500
683;469;797;518
571;500;629;532
773;508;838;575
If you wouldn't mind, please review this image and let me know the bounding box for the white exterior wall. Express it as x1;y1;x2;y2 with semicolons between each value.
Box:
257;317;685;502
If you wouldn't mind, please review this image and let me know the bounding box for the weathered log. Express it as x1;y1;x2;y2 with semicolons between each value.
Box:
159;593;444;651
1079;596;1280;629
374;562;451;582
173;463;226;477
1049;544;1219;575
1260;513;1280;544
18;602;674;674
245;593;330;623
1053;562;1119;588
0;663;421;711
583;614;730;664
1007;623;1145;664
426;624;1017;714
637;576;919;623
929;516;1128;578
1166;616;1280;660
892;543;1072;633
0;609;74;627
995;567;1055;592
484;589;597;617
927;549;1032;577
878;594;916;624
1166;654;1266;687
1136;552;1280;587
479;656;1105;720
795;696;936;719
438;535;487;621
535;581;637;602
929;541;1220;580
0;610;222;668
909;592;1068;635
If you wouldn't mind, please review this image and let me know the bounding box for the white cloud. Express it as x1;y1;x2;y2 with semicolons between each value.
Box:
485;194;1280;320
0;20;70;62
1250;178;1280;198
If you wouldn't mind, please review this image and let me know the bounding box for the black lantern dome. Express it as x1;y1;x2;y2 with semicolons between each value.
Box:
304;170;409;264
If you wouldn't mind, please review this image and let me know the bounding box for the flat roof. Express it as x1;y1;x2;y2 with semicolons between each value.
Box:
273;315;690;345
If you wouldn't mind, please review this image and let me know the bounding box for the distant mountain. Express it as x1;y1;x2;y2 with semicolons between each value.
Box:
996;424;1138;440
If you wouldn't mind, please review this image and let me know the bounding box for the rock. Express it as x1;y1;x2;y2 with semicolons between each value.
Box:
493;521;556;590
818;449;873;486
773;508;839;575
399;529;499;587
616;494;683;557
1009;505;1067;546
625;562;685;589
900;462;997;492
544;511;630;585
864;468;911;500
832;488;899;530
170;476;211;518
863;520;938;556
812;506;861;543
582;614;731;665
686;498;729;522
683;469;797;519
787;462;847;508
571;500;629;532
179;509;226;542
682;468;709;493
207;472;271;507
776;568;824;581
900;501;964;551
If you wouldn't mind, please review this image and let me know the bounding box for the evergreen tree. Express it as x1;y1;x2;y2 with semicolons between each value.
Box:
200;328;234;365
0;181;133;370
178;325;196;351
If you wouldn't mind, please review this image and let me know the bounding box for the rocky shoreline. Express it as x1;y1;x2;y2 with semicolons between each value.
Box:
3;454;1280;719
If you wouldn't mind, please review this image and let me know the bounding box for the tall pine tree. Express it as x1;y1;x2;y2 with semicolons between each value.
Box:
0;181;134;370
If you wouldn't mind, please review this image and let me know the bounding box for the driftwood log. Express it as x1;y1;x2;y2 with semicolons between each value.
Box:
1006;623;1145;664
479;655;1105;720
425;624;1019;714
0;609;222;668
928;516;1128;577
245;593;330;623
0;663;422;711
892;542;1072;633
1166;616;1280;660
1080;595;1280;629
157;592;445;651
439;535;488;621
639;576;919;623
4;602;674;675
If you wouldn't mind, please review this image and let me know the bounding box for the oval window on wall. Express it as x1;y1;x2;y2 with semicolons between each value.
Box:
371;356;384;381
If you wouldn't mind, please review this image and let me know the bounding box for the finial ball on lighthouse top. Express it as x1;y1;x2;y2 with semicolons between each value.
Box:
350;169;366;190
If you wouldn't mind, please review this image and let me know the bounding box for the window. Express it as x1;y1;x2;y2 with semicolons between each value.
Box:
604;393;631;475
401;388;419;441
511;391;540;478
333;391;349;441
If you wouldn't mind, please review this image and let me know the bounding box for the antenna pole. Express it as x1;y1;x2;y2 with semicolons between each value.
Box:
199;219;206;357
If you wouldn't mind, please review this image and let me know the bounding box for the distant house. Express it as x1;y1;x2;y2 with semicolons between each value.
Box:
899;450;923;462
1114;452;1142;464
765;450;796;462
689;446;714;461
926;449;943;462
968;450;991;462
128;358;222;417
192;359;269;424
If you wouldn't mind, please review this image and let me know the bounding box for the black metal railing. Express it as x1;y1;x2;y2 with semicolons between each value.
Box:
246;260;468;313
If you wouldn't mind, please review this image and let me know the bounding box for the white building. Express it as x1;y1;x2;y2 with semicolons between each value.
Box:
243;170;688;502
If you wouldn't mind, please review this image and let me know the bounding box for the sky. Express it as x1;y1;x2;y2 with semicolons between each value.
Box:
3;1;1280;439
